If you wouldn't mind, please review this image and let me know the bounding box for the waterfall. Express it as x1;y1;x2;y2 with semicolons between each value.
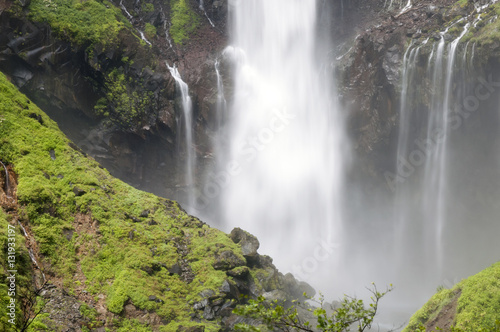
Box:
119;0;133;19
214;59;227;128
399;0;412;14
18;220;46;282
206;0;346;293
139;31;152;46
117;0;152;46
393;41;420;259
167;63;196;209
160;5;174;49
198;0;215;27
390;22;480;308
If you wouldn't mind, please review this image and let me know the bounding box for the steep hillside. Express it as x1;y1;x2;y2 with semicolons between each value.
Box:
0;71;312;331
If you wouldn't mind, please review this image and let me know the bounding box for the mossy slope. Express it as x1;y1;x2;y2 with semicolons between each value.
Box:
0;70;243;330
404;262;500;331
27;0;130;49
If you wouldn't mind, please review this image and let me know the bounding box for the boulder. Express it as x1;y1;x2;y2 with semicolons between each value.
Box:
226;266;249;278
283;273;316;299
230;228;260;257
220;279;240;300
73;187;86;196
262;289;288;302
213;250;246;270
168;263;182;276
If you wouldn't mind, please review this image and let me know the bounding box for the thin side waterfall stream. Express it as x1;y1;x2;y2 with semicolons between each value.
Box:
167;63;196;208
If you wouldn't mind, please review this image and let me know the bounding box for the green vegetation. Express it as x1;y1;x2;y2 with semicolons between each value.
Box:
453;3;500;46
409;322;500;332
27;0;130;49
94;68;154;129
404;262;500;331
170;0;200;45
142;2;155;13
233;285;393;332
144;23;157;40
0;209;33;328
0;71;241;329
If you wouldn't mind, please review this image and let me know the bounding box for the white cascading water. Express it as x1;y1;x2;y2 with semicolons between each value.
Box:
424;23;470;273
167;64;196;208
215;0;346;292
117;0;152;46
198;0;215;27
388;20;500;319
214;59;227;128
160;6;174;49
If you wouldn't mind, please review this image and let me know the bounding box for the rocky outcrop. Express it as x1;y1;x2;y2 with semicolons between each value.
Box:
230;227;260;258
40;285;92;330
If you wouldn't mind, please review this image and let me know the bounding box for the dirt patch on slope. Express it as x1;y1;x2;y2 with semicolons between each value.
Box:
425;289;461;331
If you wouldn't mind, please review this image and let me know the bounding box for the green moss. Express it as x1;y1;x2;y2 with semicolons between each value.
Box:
27;313;51;331
114;318;153;332
0;70;250;329
142;2;154;13
404;262;500;331
94;68;154;129
144;23;157;40
448;26;461;36
454;262;500;330
0;67;292;330
0;210;33;328
464;3;500;46
170;0;200;45
27;0;130;49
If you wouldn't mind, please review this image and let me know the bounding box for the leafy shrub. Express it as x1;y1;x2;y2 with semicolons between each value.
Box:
233;284;393;331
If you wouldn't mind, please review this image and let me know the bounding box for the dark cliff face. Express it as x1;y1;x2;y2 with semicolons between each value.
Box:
0;0;229;202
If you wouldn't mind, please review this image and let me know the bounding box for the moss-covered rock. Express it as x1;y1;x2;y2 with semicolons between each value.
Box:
27;0;130;49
